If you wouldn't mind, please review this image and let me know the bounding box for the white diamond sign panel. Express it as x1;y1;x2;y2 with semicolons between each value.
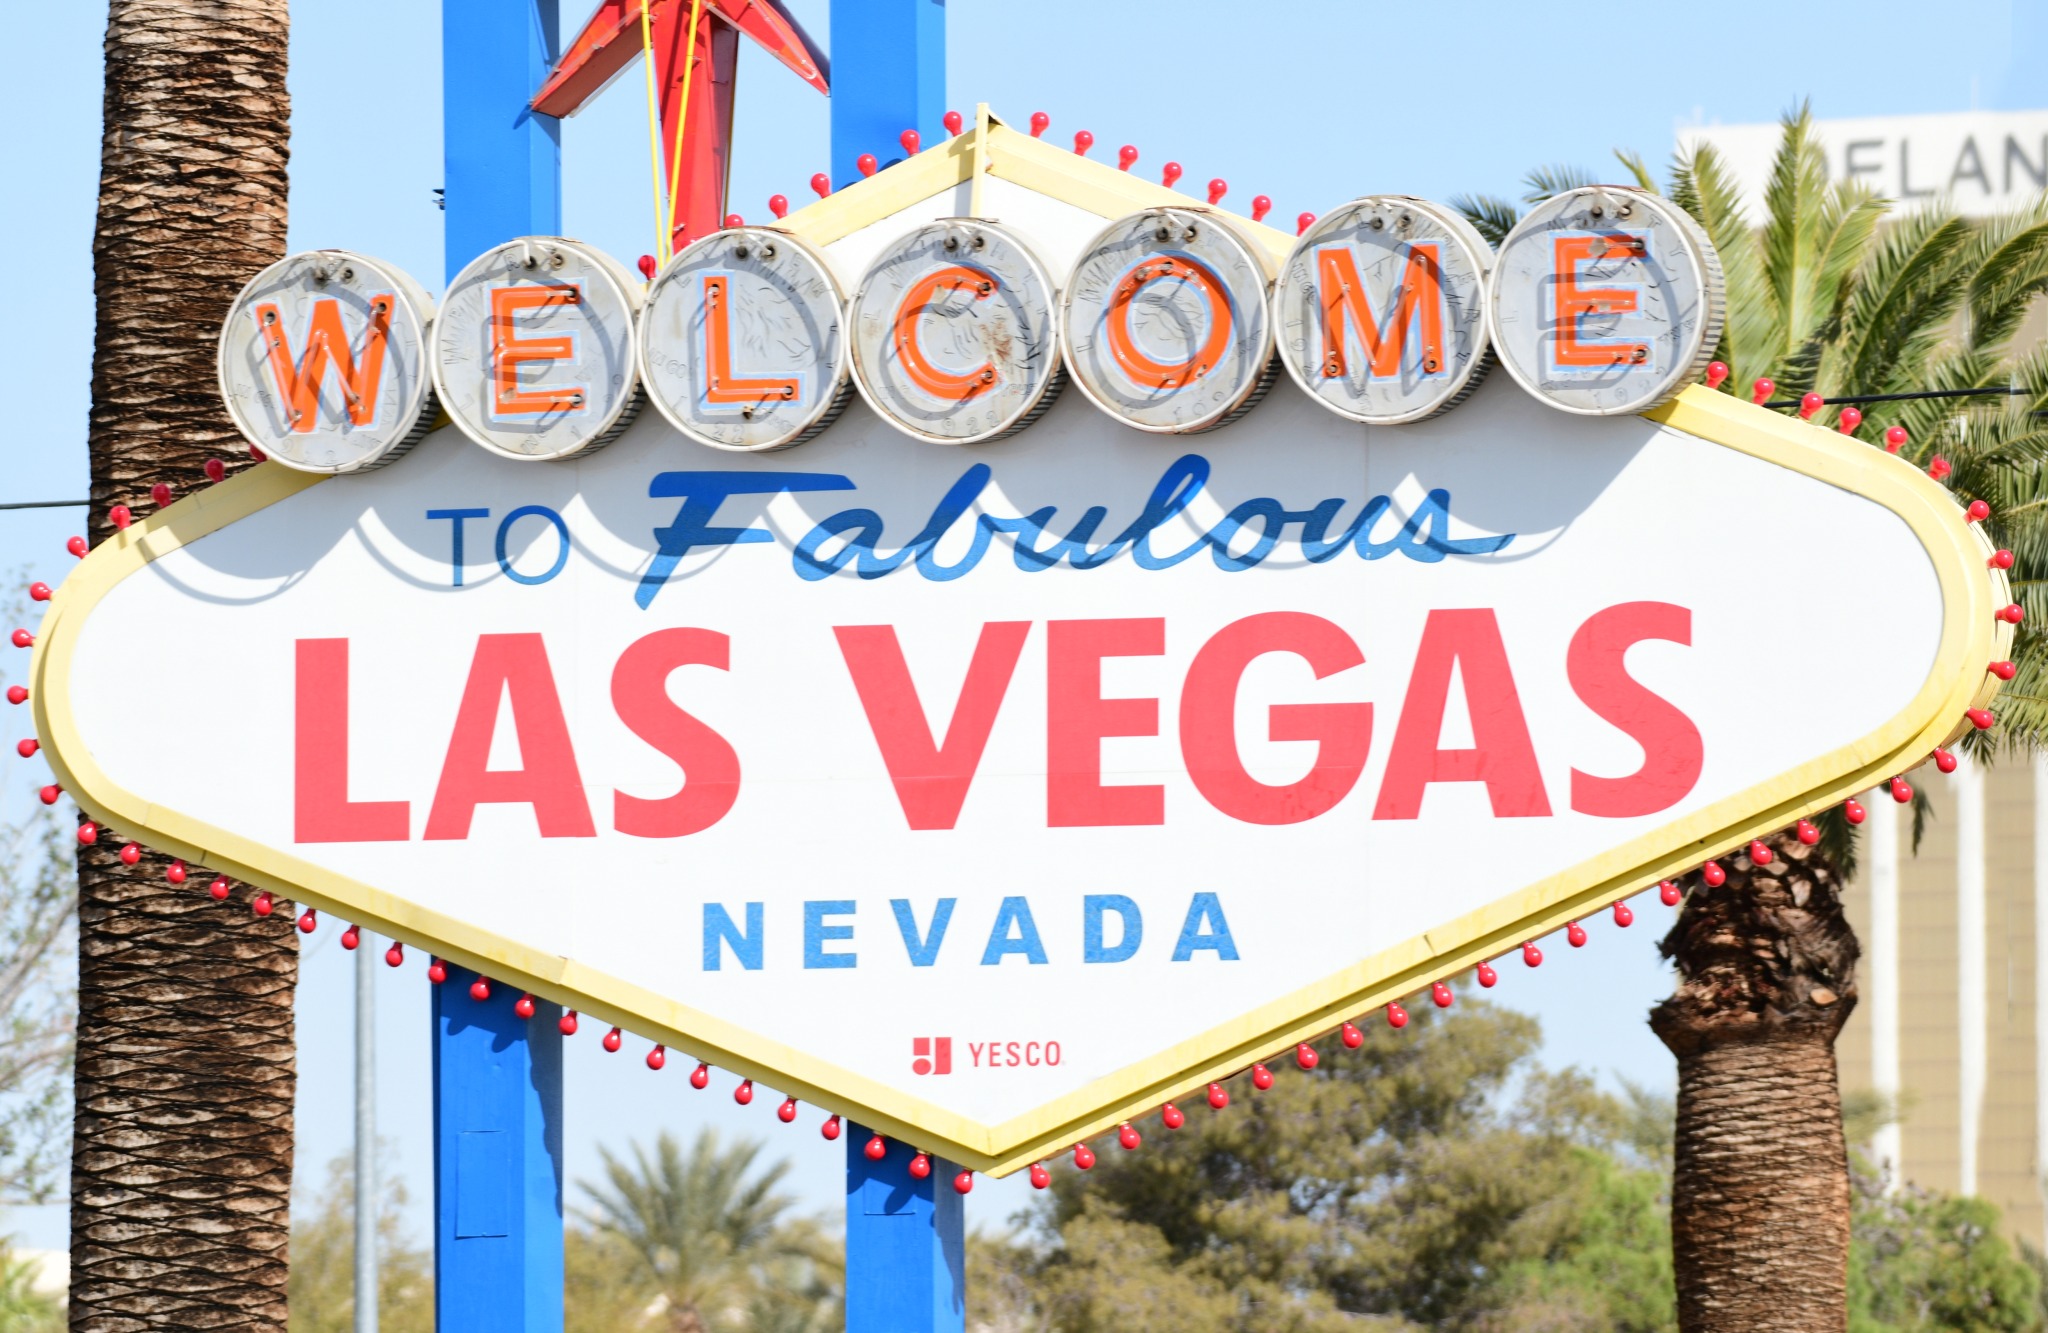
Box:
29;123;2006;1175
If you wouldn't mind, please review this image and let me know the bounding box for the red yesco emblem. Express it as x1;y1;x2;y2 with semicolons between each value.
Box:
912;1037;952;1076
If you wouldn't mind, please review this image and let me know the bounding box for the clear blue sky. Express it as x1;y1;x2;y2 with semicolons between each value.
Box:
5;0;2042;1255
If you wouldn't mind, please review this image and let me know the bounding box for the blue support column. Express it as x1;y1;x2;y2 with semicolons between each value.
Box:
433;969;564;1330
845;1126;966;1333
828;0;946;189
443;0;563;277
437;5;563;1326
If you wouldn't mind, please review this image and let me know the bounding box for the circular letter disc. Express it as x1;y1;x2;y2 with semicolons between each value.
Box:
1487;186;1724;416
217;250;437;474
1274;197;1494;425
640;227;851;452
848;220;1062;445
1061;208;1275;434
434;237;644;460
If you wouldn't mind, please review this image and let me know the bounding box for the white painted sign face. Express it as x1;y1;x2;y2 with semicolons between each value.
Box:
640;228;851;453
1678;110;2048;220
848;220;1062;445
1061;209;1274;434
1488;187;1722;417
62;141;2002;1174
433;237;644;461
217;250;438;474
1274;197;1494;425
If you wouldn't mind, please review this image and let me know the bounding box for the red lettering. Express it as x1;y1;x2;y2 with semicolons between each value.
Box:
1047;618;1165;827
1006;1041;1022;1066
835;622;1031;831
425;634;596;840
1047;1041;1061;1065
1179;612;1372;825
1373;609;1550;820
969;1042;985;1067
611;628;742;838
1567;602;1702;817
294;639;409;842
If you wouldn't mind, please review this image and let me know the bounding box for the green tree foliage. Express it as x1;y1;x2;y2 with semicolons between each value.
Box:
973;994;1677;1332
0;1237;63;1332
577;1127;841;1332
1850;1167;2041;1332
285;1149;433;1333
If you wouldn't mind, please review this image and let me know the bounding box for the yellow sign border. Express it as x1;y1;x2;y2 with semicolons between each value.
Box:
29;122;2010;1176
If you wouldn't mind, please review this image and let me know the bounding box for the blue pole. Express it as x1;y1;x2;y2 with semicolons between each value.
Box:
437;3;563;1328
432;970;564;1330
845;1127;966;1332
828;0;946;189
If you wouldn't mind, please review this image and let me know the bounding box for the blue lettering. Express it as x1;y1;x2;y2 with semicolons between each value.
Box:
638;471;857;608
426;507;490;587
1083;895;1143;963
804;900;857;969
981;896;1049;966
704;902;763;971
495;504;571;585
890;898;956;967
1172;893;1240;962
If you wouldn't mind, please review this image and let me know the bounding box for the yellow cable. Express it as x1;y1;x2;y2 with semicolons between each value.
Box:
664;0;708;245
639;0;669;263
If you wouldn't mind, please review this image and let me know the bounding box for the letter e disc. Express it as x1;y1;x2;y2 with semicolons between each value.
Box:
848;220;1062;445
1274;197;1493;425
1487;187;1724;416
1061;208;1275;434
639;228;851;452
217;249;437;473
433;237;645;460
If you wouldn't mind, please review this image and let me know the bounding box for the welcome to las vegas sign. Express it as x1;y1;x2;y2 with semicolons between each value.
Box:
27;114;2010;1176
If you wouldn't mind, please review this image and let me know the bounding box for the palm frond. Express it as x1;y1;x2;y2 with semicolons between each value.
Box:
1668;141;1771;385
1613;148;1659;194
1822;207;1975;396
1966;197;2048;353
1449;194;1520;248
1520;163;1597;206
1760;102;1836;359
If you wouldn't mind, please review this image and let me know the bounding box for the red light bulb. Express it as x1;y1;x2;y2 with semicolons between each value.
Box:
150;483;171;509
1522;942;1543;967
734;1079;753;1105
1251;1062;1273;1089
1296;1042;1319;1070
1029;111;1050;138
856;153;877;178
1837;406;1862;435
1967;500;1991;522
1999;603;2026;624
297;908;316;934
252;891;273;917
1072;130;1093;156
690;1062;710;1089
1798;392;1824;420
1660;881;1682;906
1749;840;1774;865
505;992;530;1019
908;1152;930;1179
1702;861;1726;887
1161;161;1183;188
10;630;32;649
386;941;404;967
1750;378;1775;404
1207;1082;1229;1109
469;977;490;1001
1566;922;1588;948
1991;659;2017;679
1930;456;1953;480
27;584;50;603
822;1115;841;1140
1612;901;1634;927
66;536;87;558
209;876;230;901
1432;980;1455;1006
769;194;789;219
603;1027;622;1053
943;110;963;135
953;1171;973;1195
1117;144;1138;172
1073;1143;1095;1170
810;172;831;199
1296;211;1317;236
1387;1002;1409;1028
1029;1163;1050;1189
1252;194;1272;222
1797;819;1820;844
865;1135;887;1161
15;739;36;758
204;458;226;483
1477;961;1498;988
1161;1103;1184;1129
1844;799;1866;825
1934;748;1958;774
636;254;656;280
166;859;185;884
248;444;266;462
428;957;447;983
1885;425;1908;452
722;213;744;228
1118;1123;1141;1150
1891;777;1914;803
1706;361;1729;388
37;784;58;805
646;1044;666;1070
900;129;921;156
778;1096;798;1123
76;821;96;845
1341;1020;1364;1046
1968;708;1997;730
1206;178;1228;205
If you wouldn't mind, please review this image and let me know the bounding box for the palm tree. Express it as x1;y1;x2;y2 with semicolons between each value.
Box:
1459;107;2048;1332
72;3;296;1329
579;1129;842;1333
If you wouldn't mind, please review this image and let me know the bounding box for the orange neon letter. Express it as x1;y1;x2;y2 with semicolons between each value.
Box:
701;275;800;405
1104;256;1234;389
893;266;999;400
490;284;586;416
1316;244;1445;379
255;295;394;432
1551;235;1647;368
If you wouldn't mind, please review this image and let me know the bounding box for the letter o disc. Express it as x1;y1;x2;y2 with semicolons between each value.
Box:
848;220;1062;445
433;237;645;460
217;250;437;474
1273;197;1493;425
639;228;851;452
1061;208;1275;434
1487;187;1724;416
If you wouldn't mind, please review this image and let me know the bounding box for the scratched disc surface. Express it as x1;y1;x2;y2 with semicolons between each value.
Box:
640;227;851;452
433;237;644;460
848;220;1063;445
1273;197;1494;425
1061;209;1275;434
1487;187;1724;417
217;250;437;474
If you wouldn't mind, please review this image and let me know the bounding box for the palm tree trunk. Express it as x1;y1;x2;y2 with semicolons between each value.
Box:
72;3;295;1329
1650;828;1858;1333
